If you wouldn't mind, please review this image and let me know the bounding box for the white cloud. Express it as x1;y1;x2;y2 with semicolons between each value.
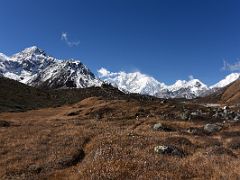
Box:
98;67;111;77
61;32;80;47
188;75;194;80
222;59;240;72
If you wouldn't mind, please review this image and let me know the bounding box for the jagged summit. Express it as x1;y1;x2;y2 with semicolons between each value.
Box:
0;46;102;88
20;46;44;54
11;46;47;60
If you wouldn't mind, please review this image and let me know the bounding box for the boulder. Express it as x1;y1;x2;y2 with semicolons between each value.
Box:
152;123;174;132
154;145;186;157
233;114;240;121
203;123;222;134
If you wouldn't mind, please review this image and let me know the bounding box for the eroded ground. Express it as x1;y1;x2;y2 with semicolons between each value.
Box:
0;97;240;179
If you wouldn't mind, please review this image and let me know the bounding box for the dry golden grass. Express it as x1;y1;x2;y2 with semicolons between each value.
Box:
0;97;239;179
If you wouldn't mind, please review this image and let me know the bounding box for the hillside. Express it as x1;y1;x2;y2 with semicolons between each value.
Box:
0;77;119;112
220;79;240;105
0;77;165;113
197;79;240;105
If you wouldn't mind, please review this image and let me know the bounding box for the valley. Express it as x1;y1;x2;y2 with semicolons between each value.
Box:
0;77;240;179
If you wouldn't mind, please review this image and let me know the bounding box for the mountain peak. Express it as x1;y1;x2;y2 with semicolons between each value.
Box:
21;46;45;55
11;46;46;59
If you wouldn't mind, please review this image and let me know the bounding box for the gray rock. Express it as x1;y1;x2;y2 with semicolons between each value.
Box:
213;112;222;118
180;112;190;120
154;145;186;157
234;114;240;121
186;127;204;135
152;123;174;132
203;123;222;133
153;123;163;131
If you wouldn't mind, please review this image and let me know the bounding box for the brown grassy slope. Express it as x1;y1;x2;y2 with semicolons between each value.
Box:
220;79;240;105
0;77;169;113
0;97;239;179
0;77;128;112
196;79;240;105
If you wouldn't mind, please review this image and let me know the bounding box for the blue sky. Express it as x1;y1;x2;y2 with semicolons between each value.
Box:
0;0;240;85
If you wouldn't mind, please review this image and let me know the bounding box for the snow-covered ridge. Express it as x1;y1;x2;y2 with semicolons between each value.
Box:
98;68;166;96
0;46;102;88
210;73;240;89
98;68;240;99
1;46;239;99
98;68;209;99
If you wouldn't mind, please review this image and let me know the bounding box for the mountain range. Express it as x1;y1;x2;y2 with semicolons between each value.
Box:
0;46;239;98
98;68;240;99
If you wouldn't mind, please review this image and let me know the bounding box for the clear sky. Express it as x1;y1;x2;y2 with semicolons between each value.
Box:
0;0;240;85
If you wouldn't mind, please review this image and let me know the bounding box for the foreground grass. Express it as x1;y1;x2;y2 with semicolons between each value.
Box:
0;97;239;179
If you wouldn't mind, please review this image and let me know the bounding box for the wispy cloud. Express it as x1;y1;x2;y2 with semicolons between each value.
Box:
222;59;240;72
188;75;194;80
61;32;80;47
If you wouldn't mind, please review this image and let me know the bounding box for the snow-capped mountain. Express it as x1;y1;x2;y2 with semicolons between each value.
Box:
98;68;166;96
165;79;209;99
1;46;240;99
0;46;102;89
98;68;209;99
210;73;240;89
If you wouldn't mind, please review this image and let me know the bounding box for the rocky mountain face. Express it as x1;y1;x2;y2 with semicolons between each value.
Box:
0;46;102;89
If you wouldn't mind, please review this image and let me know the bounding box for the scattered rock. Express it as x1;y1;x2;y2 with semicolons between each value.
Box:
185;127;206;136
152;123;174;132
233;114;240;121
212;106;240;121
27;164;42;174
186;127;197;134
127;132;140;137
136;115;139;121
180;110;191;120
180;112;188;120
154;145;186;157
0;120;10;127
160;100;167;104
223;106;230;110
203;123;222;134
